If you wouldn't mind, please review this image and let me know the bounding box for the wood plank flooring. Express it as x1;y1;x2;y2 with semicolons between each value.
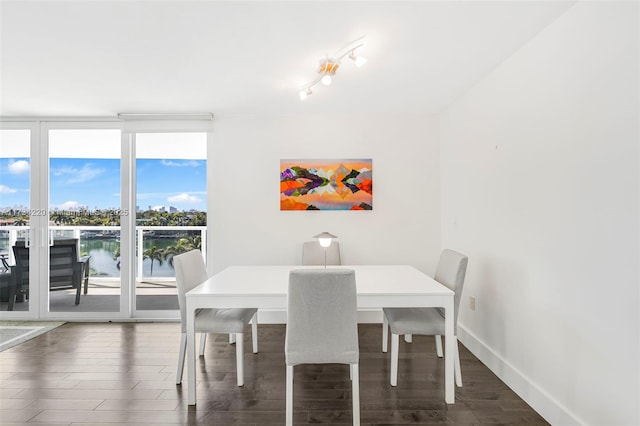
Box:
0;322;549;425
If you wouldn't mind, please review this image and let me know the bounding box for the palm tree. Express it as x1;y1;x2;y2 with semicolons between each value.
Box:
163;245;180;268
113;246;121;270
177;235;202;252
143;245;164;276
163;235;202;269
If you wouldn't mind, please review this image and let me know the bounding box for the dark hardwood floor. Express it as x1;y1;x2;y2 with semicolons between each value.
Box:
0;322;548;425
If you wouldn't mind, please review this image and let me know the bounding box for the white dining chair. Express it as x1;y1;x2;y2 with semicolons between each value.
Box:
285;269;360;426
382;249;468;387
174;249;258;387
302;241;341;265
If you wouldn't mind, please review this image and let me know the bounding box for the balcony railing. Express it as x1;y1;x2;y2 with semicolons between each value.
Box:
0;225;206;282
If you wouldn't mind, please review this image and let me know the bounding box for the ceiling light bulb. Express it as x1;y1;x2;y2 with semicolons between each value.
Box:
299;88;312;101
354;55;368;68
321;75;332;86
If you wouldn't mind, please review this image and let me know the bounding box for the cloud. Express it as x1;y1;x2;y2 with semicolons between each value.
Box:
57;201;82;210
161;160;202;167
8;160;29;174
0;185;17;194
136;191;205;200
52;163;105;184
167;193;202;204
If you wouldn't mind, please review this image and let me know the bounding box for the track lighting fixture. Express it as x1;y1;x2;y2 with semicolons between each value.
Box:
299;36;367;101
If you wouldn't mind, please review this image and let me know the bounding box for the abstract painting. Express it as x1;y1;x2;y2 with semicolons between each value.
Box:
280;159;373;210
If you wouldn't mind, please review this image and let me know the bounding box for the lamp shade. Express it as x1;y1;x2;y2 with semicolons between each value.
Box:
314;232;338;248
354;55;368;67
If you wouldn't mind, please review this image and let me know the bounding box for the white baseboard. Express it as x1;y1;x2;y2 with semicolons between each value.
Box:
457;324;585;426
257;309;383;324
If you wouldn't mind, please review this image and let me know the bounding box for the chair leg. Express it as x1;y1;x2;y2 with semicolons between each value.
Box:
251;313;258;353
351;363;360;425
390;333;399;386
199;333;207;356
176;332;186;385
75;285;81;305
236;333;244;386
286;365;294;426
382;314;388;353
7;284;16;312
404;334;412;343
454;337;463;387
435;335;443;357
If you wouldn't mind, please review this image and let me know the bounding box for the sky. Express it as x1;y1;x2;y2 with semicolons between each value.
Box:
0;157;206;212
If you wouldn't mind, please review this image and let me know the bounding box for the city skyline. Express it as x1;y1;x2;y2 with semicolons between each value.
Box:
0;157;207;213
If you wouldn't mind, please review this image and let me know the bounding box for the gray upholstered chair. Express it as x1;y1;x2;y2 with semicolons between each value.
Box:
285;269;360;425
302;241;341;265
382;249;468;387
174;249;258;387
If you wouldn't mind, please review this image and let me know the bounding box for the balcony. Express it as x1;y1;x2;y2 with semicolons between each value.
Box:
0;225;206;312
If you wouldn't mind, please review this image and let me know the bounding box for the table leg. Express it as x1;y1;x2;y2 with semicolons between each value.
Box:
444;297;455;404
186;302;197;405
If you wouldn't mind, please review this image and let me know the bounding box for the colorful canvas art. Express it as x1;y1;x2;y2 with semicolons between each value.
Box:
280;159;373;211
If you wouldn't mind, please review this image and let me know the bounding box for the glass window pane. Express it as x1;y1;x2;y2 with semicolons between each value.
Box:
135;132;207;311
49;129;121;313
0;129;31;312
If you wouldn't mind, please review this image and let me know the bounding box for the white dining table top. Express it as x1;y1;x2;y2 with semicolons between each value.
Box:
186;265;453;308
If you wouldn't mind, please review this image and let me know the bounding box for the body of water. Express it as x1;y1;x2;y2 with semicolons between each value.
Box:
0;237;184;278
83;238;180;278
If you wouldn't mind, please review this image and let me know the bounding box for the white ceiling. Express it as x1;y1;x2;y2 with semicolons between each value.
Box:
0;1;575;117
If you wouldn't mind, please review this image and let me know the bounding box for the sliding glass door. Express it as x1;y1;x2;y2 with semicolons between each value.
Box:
0;125;34;315
134;132;207;313
47;127;122;314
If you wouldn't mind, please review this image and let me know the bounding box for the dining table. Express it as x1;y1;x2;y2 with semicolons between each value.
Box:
185;264;456;405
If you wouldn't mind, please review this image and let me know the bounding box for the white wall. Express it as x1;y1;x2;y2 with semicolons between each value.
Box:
440;2;639;425
209;113;441;275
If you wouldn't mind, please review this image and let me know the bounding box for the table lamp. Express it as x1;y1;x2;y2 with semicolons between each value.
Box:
313;232;337;268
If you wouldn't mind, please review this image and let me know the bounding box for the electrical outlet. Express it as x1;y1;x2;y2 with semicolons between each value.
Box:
469;296;476;311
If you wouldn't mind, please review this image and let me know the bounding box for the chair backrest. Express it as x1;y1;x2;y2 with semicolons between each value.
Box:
302;241;341;265
285;269;358;366
173;249;209;332
13;239;82;290
12;243;29;287
49;239;81;289
434;249;468;330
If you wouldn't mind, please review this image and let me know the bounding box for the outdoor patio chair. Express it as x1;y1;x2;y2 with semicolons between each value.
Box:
10;239;89;309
